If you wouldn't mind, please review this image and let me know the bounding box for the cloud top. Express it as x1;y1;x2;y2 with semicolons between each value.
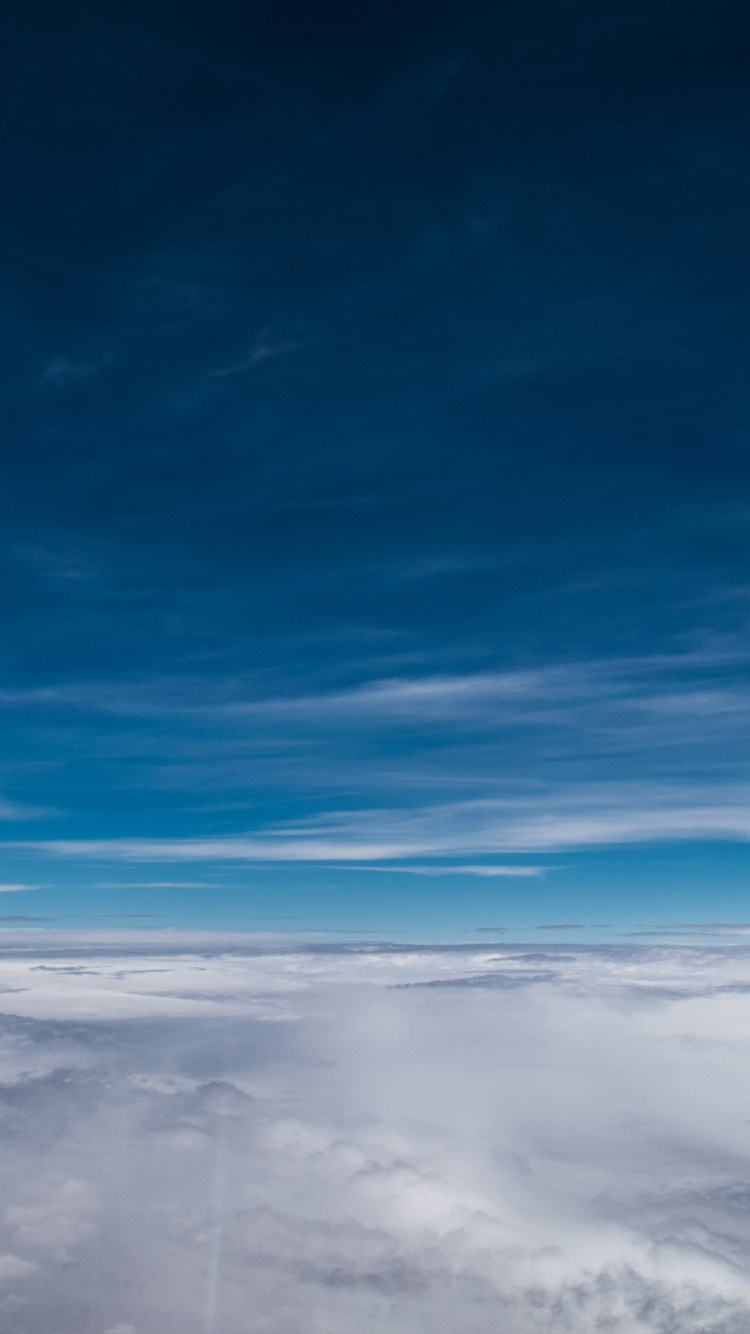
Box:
0;938;748;1331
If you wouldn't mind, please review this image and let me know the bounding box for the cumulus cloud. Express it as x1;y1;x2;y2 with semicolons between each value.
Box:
0;937;748;1331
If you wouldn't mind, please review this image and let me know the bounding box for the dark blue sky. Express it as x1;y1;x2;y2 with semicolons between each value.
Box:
2;0;750;934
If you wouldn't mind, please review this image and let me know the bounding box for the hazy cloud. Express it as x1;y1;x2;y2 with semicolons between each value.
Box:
0;1254;38;1282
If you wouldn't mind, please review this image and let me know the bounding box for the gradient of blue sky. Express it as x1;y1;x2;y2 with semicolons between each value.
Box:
1;0;750;934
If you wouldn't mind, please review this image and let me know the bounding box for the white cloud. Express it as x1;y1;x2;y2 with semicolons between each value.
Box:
0;938;749;1330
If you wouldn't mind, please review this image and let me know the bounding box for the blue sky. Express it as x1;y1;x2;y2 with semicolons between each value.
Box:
2;0;750;935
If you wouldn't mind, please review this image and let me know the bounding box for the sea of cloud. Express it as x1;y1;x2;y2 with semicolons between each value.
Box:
0;934;749;1333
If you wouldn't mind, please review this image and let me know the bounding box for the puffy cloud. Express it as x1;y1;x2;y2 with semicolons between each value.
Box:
0;938;749;1330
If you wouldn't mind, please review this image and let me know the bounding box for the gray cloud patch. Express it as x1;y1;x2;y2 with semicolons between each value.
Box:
390;969;558;988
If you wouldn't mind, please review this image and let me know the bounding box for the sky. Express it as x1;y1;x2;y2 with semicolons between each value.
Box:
4;10;750;1327
2;0;750;935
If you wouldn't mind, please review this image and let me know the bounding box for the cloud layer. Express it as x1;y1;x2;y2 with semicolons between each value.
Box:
1;936;750;1332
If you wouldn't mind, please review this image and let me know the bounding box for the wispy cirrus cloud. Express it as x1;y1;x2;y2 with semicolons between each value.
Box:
210;337;302;376
2;651;750;819
2;649;749;719
334;864;545;876
0;799;55;823
39;354;111;386
10;784;750;861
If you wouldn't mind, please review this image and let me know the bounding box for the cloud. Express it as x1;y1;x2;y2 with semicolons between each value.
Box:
13;785;750;863
538;923;584;930
332;864;545;877
3;648;748;731
39;356;109;386
2;651;750;856
391;969;559;988
0;1254;38;1282
94;882;226;890
0;916;49;923
210;339;302;376
5;1179;98;1261
626;923;750;938
0;800;52;822
0;937;749;1331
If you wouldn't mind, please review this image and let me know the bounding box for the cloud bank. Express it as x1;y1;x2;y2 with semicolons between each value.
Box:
0;937;749;1332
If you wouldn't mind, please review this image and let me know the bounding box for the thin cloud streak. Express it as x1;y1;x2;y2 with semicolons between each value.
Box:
2;650;750;721
11;787;750;861
331;865;546;877
0;799;53;822
94;881;227;889
209;338;302;377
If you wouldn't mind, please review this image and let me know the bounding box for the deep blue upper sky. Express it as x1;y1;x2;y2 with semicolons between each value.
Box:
1;0;749;933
